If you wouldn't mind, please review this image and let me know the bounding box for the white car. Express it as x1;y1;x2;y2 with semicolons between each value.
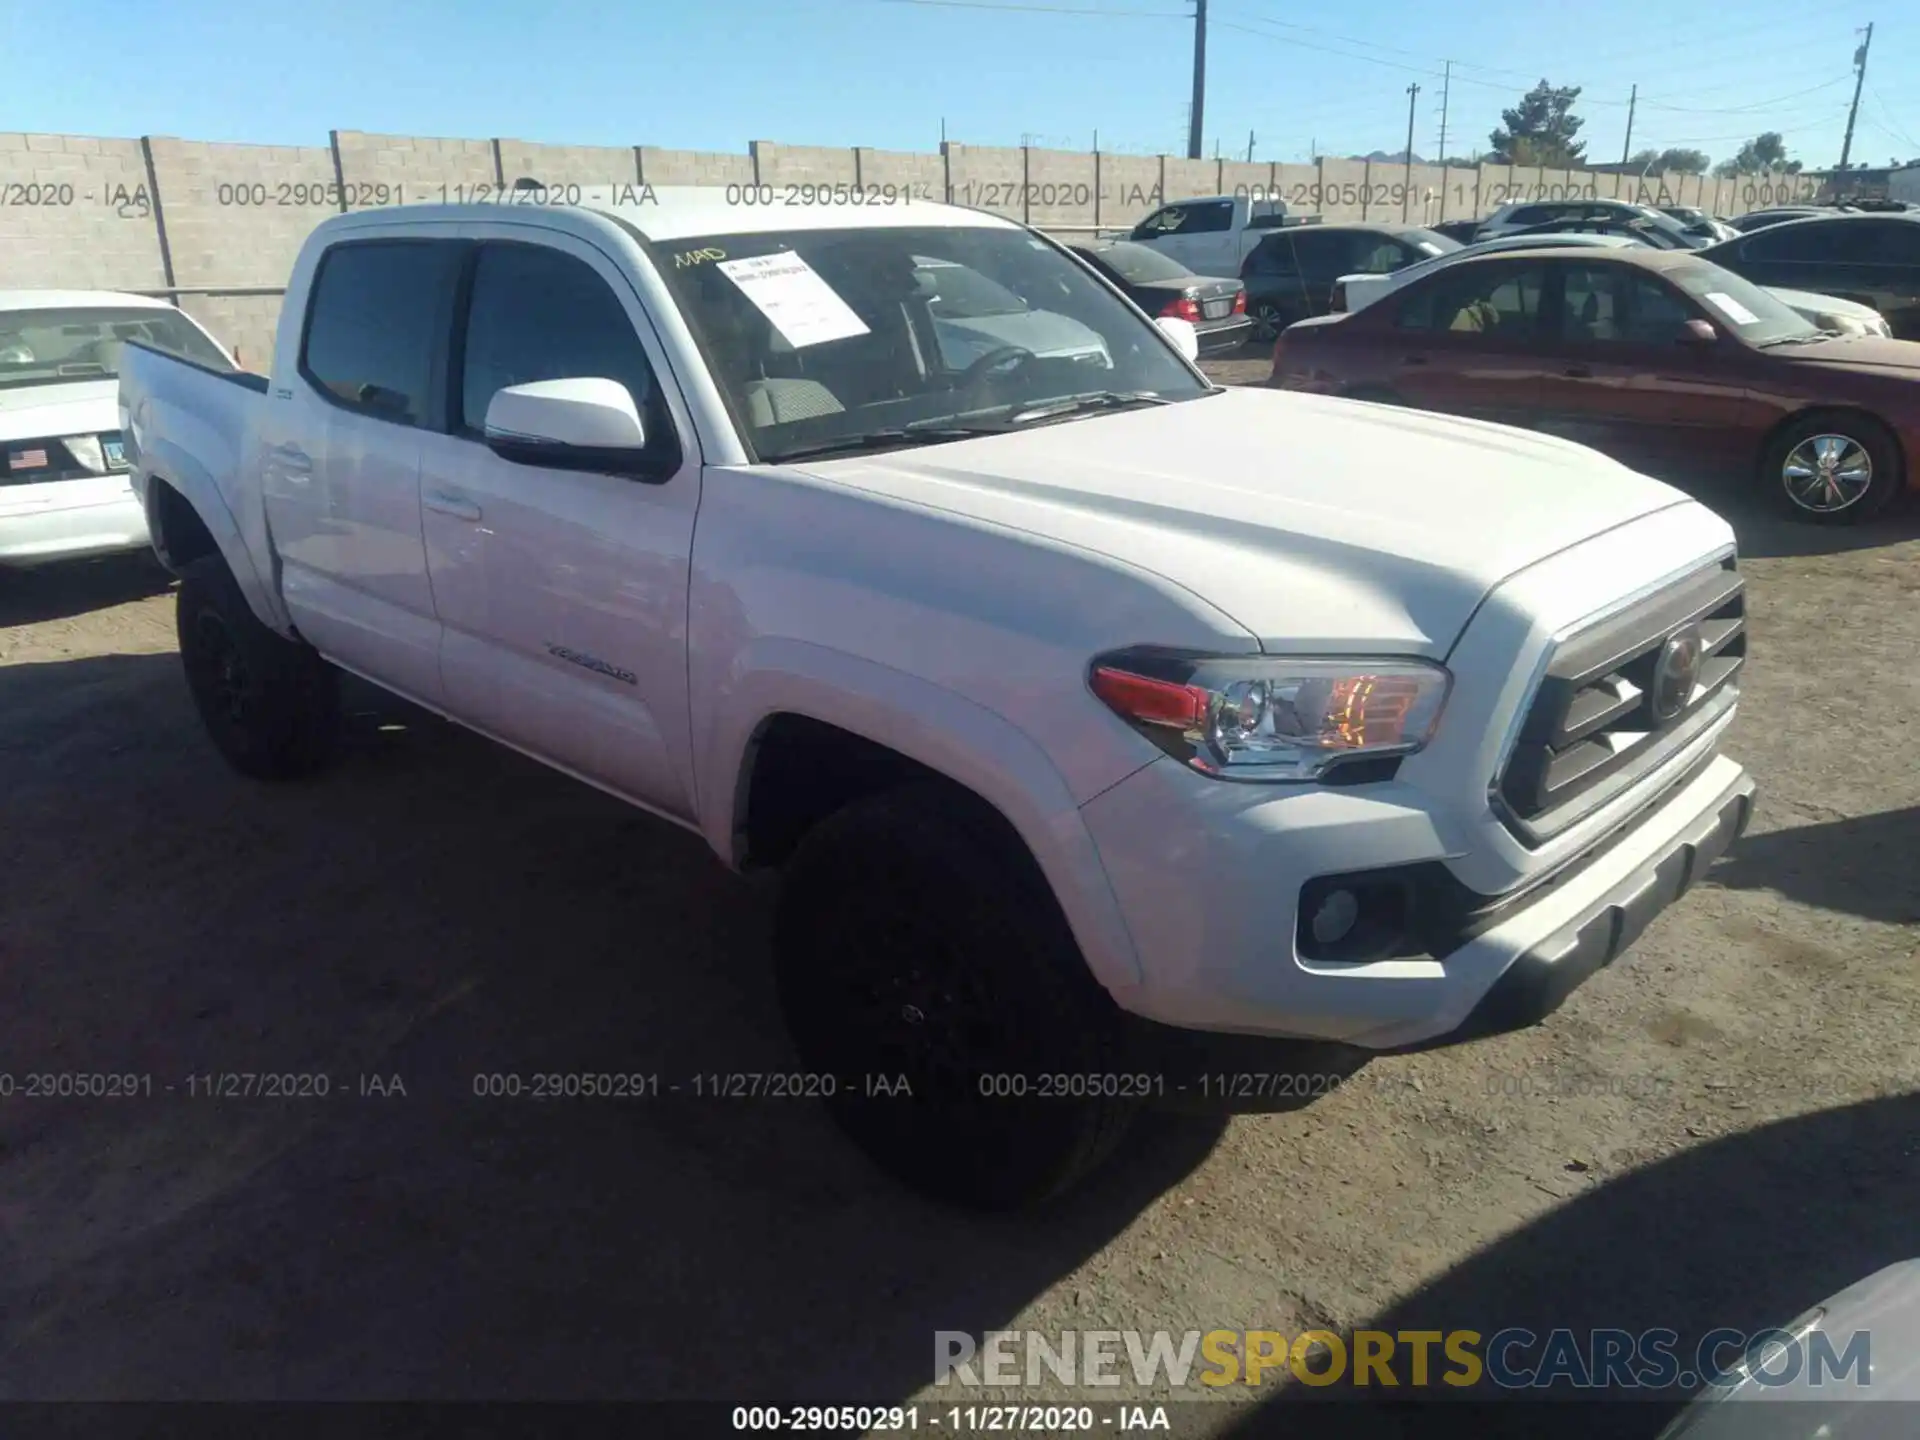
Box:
0;290;233;567
1476;198;1690;240
120;188;1753;1209
915;257;1111;369
1333;235;1894;336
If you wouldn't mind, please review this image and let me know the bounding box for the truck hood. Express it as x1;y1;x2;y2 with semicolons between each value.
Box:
0;380;119;442
795;386;1690;656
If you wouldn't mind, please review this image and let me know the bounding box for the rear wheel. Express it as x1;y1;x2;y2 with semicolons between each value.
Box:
1761;413;1903;524
177;556;338;778
1250;301;1290;343
775;783;1135;1210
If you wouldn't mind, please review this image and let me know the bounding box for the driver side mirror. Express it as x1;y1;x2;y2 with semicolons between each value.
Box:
483;378;659;476
1155;316;1201;362
1678;318;1719;346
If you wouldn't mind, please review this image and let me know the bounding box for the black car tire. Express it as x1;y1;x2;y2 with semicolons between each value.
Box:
775;782;1136;1210
1250;301;1291;343
177;555;339;778
1760;412;1904;525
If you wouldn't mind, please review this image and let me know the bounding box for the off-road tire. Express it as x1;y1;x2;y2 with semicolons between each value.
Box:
775;782;1136;1210
176;555;338;779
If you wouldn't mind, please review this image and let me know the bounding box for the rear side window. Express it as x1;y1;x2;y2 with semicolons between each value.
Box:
301;241;460;425
1245;234;1297;274
457;243;661;436
1874;220;1920;264
1507;205;1552;227
1744;220;1855;263
1397;263;1546;335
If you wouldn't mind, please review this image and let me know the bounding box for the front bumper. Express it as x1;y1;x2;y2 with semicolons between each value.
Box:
0;489;150;566
1081;749;1755;1052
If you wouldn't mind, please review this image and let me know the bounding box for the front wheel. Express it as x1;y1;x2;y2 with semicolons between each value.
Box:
1762;413;1903;524
774;783;1136;1210
177;556;339;778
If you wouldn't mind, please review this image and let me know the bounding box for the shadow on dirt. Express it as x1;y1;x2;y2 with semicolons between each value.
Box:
1710;805;1920;926
0;552;173;627
0;649;1230;1401
1211;1092;1920;1438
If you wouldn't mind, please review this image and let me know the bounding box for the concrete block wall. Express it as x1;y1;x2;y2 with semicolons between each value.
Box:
0;124;1835;361
0;133;165;291
143;137;337;365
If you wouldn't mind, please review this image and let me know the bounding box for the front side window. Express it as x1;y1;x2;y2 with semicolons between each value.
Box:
0;306;228;391
1559;264;1698;344
1177;201;1235;235
1744;220;1847;264
646;223;1212;463
301;241;461;425
1397;263;1546;336
457;243;663;442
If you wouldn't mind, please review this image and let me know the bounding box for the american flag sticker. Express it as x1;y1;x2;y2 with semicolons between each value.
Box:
8;448;48;471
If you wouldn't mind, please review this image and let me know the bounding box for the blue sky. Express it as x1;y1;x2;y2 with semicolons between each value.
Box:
5;0;1913;172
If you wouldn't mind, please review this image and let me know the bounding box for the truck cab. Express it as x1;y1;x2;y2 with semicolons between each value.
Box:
1127;192;1295;276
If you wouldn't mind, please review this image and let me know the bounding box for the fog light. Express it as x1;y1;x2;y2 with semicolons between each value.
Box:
1311;888;1360;946
1296;872;1414;963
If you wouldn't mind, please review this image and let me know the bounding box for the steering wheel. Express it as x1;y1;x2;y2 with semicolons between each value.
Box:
956;344;1038;389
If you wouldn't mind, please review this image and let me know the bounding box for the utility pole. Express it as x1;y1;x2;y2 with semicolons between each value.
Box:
1247;129;1255;163
1620;85;1637;164
1187;0;1207;160
1436;60;1452;165
1403;82;1420;219
1839;22;1874;171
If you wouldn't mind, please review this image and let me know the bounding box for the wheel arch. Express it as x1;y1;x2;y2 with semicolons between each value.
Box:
701;642;1147;994
1756;404;1908;484
141;455;295;637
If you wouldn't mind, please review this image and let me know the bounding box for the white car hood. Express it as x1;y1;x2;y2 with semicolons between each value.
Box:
795;386;1690;656
1764;286;1883;323
0;380;119;443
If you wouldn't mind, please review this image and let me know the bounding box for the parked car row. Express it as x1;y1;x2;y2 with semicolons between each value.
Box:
1270;242;1920;523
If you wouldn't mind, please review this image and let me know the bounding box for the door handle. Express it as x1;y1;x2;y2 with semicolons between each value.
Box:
1563;365;1593;379
424;489;482;522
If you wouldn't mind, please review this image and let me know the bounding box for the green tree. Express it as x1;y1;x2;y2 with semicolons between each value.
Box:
1628;148;1709;173
1489;81;1587;167
1712;132;1802;177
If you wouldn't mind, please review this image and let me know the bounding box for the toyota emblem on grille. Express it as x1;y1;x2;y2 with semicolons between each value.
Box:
1650;623;1705;722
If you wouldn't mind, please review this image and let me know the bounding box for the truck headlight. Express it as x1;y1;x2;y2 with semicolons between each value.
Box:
1089;649;1451;781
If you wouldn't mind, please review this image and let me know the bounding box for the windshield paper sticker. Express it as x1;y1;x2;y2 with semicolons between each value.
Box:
717;252;871;348
1702;292;1761;326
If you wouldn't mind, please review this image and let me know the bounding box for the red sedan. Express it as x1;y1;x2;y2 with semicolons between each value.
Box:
1267;246;1920;524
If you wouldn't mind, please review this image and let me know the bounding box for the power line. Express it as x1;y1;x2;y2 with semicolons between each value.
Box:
1868;84;1920;152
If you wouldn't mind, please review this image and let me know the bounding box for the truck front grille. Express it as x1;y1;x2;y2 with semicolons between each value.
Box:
1497;558;1744;841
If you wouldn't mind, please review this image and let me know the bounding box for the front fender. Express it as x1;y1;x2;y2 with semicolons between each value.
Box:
698;638;1146;995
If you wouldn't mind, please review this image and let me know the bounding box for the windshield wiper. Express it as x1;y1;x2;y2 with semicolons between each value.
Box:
1005;390;1173;425
1755;329;1846;348
764;421;1013;464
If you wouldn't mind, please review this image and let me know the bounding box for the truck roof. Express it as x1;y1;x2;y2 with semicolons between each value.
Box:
0;289;178;313
329;185;1024;244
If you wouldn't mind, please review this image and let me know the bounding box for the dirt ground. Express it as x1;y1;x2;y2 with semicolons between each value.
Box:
1;366;1917;1433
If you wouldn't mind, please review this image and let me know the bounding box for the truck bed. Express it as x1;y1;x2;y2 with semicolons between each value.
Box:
118;335;272;588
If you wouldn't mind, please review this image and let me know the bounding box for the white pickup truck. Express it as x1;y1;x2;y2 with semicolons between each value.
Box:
1126;192;1303;275
120;188;1755;1210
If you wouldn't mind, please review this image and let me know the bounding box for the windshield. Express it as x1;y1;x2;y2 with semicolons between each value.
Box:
647;224;1212;463
1668;261;1820;346
0;306;229;391
1087;242;1194;285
